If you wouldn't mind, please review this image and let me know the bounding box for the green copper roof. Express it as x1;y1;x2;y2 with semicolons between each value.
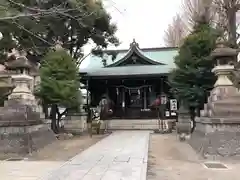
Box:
80;41;178;77
86;65;172;77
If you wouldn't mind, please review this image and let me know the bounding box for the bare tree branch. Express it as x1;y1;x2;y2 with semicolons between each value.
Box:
213;0;240;47
166;0;240;48
181;0;215;30
164;0;216;48
164;14;187;47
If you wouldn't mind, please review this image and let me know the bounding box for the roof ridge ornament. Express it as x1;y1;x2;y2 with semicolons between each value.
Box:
54;40;63;50
130;38;139;47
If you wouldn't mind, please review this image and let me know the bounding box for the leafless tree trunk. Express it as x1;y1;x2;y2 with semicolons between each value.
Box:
213;0;240;47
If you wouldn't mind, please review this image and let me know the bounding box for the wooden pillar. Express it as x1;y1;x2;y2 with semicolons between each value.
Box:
160;77;166;119
144;87;147;109
105;80;109;96
160;77;163;93
122;87;125;108
122;87;125;118
86;79;89;106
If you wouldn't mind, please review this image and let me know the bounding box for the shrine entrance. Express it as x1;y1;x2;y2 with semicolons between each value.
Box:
80;39;179;120
115;83;153;119
84;77;175;119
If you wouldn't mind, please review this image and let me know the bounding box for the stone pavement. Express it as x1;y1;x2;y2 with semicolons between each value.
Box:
39;131;150;180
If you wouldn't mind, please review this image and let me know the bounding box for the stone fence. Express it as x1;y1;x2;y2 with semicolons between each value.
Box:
0;124;55;155
189;117;240;160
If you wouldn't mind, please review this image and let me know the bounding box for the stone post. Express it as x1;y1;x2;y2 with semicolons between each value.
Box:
64;112;88;135
176;102;192;141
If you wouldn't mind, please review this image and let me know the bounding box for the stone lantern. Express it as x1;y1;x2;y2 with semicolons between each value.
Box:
189;40;240;159
5;51;37;106
209;38;238;101
0;52;56;155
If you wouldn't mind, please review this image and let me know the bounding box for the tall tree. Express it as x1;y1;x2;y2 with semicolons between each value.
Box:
213;0;240;48
180;0;240;47
164;14;187;47
164;0;215;47
36;47;81;133
182;0;214;29
0;0;119;65
168;15;219;128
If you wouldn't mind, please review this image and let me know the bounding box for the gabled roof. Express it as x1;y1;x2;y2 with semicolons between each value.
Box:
80;40;178;77
81;65;170;78
106;39;164;67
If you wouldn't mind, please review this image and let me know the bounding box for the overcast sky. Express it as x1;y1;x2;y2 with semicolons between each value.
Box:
105;0;182;48
81;0;182;68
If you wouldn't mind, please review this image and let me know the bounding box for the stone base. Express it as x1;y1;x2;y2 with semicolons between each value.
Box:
189;117;240;160
64;117;176;133
176;121;192;134
64;114;87;135
0;124;56;155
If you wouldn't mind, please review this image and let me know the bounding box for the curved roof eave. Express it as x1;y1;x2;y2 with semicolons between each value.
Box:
106;41;165;67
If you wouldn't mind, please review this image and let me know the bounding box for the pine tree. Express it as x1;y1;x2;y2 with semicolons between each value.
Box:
36;48;80;133
169;15;219;118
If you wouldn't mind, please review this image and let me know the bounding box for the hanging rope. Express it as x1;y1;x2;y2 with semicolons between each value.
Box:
115;85;152;90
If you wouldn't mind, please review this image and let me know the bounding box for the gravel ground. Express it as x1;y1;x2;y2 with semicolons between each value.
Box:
27;134;108;161
0;134;108;180
0;134;107;161
147;133;240;180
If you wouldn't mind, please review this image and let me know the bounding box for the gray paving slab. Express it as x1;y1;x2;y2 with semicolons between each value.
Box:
40;131;150;180
114;155;130;162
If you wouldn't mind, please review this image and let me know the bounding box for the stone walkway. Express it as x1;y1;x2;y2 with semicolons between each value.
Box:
39;131;149;180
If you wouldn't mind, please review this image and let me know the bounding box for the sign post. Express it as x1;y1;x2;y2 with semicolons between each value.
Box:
170;99;178;111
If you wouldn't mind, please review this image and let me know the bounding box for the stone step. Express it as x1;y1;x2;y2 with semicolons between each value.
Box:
108;119;159;125
211;112;240;117
106;119;172;130
213;104;240;110
215;98;240;104
211;108;240;117
213;103;240;109
220;94;240;101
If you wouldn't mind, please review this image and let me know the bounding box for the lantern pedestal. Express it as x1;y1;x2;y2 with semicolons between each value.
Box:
189;40;240;160
176;104;192;141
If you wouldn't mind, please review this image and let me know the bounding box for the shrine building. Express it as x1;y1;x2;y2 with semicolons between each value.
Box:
80;40;178;119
